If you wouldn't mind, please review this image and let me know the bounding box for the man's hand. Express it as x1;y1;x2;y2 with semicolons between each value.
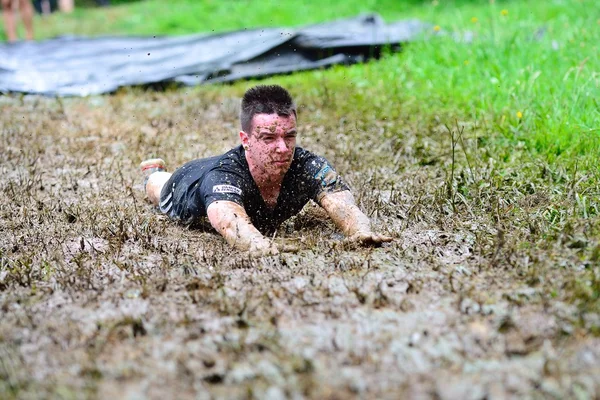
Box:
207;201;300;256
320;191;394;247
248;237;279;257
249;239;301;257
207;201;271;253
345;231;393;246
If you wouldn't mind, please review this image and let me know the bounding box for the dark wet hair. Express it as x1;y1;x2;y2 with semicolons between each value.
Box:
240;85;296;134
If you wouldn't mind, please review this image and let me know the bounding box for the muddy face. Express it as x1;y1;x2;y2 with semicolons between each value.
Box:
240;113;296;180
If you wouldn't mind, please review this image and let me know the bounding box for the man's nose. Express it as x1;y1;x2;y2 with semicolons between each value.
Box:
275;138;289;152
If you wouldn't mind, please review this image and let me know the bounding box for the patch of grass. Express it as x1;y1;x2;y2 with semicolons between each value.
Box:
28;0;425;38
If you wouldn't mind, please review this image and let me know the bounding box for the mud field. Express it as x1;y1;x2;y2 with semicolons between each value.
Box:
1;89;599;399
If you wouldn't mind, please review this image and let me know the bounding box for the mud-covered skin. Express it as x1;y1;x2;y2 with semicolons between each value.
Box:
206;190;392;256
1;92;599;399
320;190;393;245
207;200;276;256
241;113;298;200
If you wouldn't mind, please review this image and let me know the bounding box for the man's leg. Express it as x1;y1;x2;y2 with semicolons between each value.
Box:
145;171;171;206
141;156;211;223
19;0;34;40
2;0;17;42
140;158;170;206
58;0;72;13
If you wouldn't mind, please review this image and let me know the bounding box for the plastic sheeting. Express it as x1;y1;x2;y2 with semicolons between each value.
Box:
0;14;430;96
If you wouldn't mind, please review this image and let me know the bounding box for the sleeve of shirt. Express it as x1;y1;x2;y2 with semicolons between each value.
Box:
300;152;350;205
199;169;246;210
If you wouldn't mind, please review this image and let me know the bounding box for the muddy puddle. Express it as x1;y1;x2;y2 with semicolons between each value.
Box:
1;91;599;399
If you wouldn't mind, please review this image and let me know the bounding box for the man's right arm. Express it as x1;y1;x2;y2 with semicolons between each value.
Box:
206;200;277;256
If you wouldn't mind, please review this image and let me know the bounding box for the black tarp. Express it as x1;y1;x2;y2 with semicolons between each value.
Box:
0;14;430;96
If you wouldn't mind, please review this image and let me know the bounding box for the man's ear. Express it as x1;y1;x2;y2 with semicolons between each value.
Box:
239;130;250;149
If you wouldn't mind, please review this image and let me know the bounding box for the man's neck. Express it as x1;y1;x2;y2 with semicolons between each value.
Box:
248;163;284;193
247;163;284;209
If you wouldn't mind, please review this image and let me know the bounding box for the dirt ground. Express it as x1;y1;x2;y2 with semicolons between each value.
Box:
1;90;599;399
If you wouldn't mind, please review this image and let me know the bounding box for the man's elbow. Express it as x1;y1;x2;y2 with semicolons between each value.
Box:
207;202;232;233
207;201;249;235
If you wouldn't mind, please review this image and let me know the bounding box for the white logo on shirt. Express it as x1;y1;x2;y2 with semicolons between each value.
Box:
213;184;242;195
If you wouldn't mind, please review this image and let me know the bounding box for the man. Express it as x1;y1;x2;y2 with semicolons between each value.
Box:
141;85;391;256
2;0;34;42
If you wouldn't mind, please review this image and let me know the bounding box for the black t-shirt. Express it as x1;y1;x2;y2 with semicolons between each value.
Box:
159;145;349;234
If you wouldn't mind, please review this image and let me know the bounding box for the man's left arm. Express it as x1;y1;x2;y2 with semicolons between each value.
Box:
319;190;393;245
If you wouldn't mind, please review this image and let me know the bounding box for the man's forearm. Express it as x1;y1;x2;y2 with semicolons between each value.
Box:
207;201;270;251
320;191;372;236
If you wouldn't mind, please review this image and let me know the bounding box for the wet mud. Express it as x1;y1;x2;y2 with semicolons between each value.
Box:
1;90;599;399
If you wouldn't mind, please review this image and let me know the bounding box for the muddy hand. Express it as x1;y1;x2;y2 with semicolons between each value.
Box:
346;231;393;247
248;245;279;257
248;239;279;257
278;243;300;253
248;240;300;257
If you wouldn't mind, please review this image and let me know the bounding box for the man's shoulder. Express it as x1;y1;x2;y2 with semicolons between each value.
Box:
221;145;245;161
292;146;323;164
200;146;252;198
293;146;337;172
197;146;251;195
206;145;248;174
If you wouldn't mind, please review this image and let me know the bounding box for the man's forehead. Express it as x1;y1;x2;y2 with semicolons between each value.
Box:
252;113;296;131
